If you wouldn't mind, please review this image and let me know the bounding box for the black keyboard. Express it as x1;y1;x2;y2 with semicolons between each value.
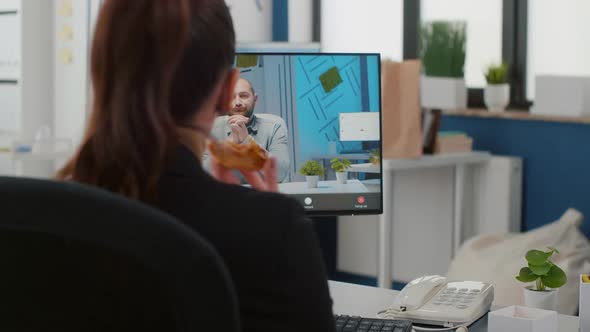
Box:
334;315;413;332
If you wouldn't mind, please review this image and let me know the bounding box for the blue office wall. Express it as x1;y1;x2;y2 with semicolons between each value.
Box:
441;116;590;238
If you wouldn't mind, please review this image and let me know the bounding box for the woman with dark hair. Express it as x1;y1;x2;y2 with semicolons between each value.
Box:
58;1;335;331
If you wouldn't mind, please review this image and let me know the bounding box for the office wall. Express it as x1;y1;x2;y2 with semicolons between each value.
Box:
527;0;590;99
321;0;403;60
54;0;92;147
441;116;590;237
288;0;312;42
21;1;53;138
227;0;273;42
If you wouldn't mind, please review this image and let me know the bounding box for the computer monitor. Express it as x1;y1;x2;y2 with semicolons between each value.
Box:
214;53;383;216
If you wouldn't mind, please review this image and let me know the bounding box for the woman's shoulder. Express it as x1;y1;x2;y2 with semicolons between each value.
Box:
160;173;306;227
220;182;306;223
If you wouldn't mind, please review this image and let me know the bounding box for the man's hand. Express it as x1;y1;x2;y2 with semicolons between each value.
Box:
228;115;249;144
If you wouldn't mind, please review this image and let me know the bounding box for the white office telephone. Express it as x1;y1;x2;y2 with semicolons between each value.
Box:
378;275;494;330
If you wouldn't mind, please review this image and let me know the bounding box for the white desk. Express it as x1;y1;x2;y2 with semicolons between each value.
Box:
311;153;371;160
378;152;491;289
329;280;580;332
278;179;375;195
348;163;380;174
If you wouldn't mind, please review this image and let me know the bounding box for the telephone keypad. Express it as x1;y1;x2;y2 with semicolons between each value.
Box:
430;286;485;309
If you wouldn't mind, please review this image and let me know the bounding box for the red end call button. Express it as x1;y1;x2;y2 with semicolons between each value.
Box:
356;196;366;204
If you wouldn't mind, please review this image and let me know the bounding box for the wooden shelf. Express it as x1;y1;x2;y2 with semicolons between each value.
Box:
444;109;590;125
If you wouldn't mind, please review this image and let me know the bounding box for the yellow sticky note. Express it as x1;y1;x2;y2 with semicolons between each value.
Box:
59;24;73;41
59;0;73;17
58;48;73;65
236;55;258;68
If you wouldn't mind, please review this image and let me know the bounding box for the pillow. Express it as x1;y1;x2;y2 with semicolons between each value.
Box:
447;209;590;315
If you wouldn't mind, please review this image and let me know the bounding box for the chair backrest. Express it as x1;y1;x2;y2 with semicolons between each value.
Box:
0;176;240;332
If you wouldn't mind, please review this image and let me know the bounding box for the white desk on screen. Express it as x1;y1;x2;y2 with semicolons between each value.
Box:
328;280;580;332
278;179;377;195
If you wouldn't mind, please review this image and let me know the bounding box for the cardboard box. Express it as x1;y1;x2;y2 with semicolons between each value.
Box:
434;134;473;154
488;305;557;332
580;275;590;332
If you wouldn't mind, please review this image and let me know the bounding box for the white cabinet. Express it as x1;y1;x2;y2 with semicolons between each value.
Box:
337;156;523;284
0;1;55;177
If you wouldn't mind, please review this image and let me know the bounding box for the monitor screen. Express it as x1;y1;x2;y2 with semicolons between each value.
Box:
208;53;382;216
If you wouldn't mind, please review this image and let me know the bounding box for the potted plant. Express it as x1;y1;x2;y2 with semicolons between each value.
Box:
515;247;567;311
420;21;467;110
330;157;351;184
299;160;325;188
484;63;510;112
369;148;381;166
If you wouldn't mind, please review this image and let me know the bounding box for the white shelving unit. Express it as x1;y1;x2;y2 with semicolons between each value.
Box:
338;152;493;289
0;1;55;177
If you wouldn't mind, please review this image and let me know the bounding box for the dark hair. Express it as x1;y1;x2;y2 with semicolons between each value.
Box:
57;0;235;202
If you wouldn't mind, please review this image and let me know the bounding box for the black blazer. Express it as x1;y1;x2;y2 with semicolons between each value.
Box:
158;145;336;332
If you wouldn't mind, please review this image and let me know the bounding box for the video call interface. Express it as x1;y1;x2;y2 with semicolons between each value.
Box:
208;53;383;215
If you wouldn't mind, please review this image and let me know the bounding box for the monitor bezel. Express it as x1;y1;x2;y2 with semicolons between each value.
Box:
234;52;383;216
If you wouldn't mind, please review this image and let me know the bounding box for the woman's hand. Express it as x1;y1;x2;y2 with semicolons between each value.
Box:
211;157;279;192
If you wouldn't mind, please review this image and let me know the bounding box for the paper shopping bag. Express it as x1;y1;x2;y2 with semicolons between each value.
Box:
380;60;423;158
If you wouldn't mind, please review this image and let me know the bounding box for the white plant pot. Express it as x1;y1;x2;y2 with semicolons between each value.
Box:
420;76;467;110
306;175;319;188
484;83;510;112
336;171;348;184
523;287;558;311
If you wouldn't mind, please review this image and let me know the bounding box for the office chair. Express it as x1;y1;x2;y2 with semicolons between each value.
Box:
0;176;241;332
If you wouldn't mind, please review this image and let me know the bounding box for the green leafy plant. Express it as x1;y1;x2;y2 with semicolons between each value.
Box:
299;160;325;177
420;21;467;78
485;63;509;84
515;247;567;291
330;158;351;173
369;148;381;165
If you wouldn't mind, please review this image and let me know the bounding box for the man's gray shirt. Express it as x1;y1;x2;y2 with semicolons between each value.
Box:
203;113;290;182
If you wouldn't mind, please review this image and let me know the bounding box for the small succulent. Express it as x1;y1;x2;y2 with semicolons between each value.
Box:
515;247;567;291
484;63;509;84
299;160;325;177
330;158;351;173
369;148;381;165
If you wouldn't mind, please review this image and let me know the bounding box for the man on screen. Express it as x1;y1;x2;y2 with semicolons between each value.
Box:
205;77;290;182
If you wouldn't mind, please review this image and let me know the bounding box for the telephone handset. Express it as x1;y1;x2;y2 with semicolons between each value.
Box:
378;275;494;329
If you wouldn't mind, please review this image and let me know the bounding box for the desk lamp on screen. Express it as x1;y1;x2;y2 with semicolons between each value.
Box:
209;52;383;216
